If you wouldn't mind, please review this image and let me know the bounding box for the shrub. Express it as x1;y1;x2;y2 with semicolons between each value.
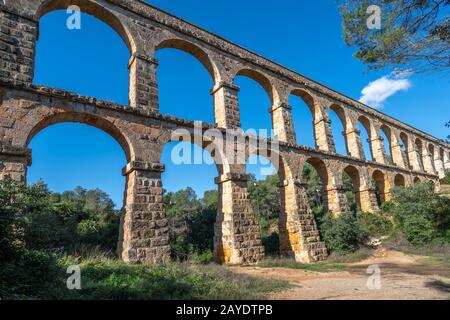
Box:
0;249;62;299
440;170;450;185
319;213;367;254
386;183;450;245
402;214;435;245
357;212;393;238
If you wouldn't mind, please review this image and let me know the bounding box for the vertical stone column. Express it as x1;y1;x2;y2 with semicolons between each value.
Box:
214;172;264;265
128;53;159;112
444;150;450;171
314;114;336;152
407;137;423;172
211;81;241;129
344;128;365;159
270;102;296;145
0;9;37;85
279;179;327;263
324;184;351;217
433;150;445;179
370;136;387;164
0;145;31;182
119;161;170;264
421;144;436;175
357;187;379;213
390;132;408;169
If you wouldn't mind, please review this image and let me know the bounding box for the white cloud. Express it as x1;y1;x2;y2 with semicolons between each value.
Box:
359;71;412;109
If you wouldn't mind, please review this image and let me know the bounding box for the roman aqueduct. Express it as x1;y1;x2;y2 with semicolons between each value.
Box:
0;0;449;265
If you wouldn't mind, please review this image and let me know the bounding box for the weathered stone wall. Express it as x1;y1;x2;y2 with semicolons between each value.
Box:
0;0;448;265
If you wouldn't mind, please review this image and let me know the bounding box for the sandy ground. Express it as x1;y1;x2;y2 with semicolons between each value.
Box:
229;249;450;300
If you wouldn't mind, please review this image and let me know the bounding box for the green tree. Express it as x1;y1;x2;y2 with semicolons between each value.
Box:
340;0;450;73
387;183;450;244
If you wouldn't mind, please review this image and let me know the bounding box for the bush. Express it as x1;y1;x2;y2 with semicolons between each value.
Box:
357;212;393;238
386;183;450;245
440;170;450;185
319;213;367;254
0;249;62;299
402;214;435;245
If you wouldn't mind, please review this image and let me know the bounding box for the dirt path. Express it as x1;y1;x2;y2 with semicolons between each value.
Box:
229;250;450;300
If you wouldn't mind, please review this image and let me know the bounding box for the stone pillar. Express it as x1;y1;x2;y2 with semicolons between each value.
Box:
344;128;365;159
407;139;423;172
0;9;37;85
324;184;351;217
444;151;450;171
270;102;296;144
119;161;171;264
357;187;379;213
0;145;31;182
279;180;328;263
211;81;241;129
433;151;445;179
214;172;265;265
390;133;408;169
128;53;159;112
421;144;436;175
314;114;336;152
369;136;387;164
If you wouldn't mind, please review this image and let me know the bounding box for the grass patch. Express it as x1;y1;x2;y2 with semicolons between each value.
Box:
56;257;290;300
257;257;347;273
385;235;450;259
326;247;374;264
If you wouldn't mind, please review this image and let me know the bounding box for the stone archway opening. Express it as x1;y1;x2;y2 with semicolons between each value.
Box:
161;140;220;262
394;174;406;188
303;158;329;216
34;5;131;104
234;69;274;137
26;115;131;257
372;170;388;206
342;165;361;213
399;132;410;169
358;115;374;161
290;89;317;149
380;125;393;165
246;154;281;257
328;104;348;156
156;42;216;124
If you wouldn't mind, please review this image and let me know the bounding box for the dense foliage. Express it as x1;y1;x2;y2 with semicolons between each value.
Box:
383;183;450;245
339;0;450;73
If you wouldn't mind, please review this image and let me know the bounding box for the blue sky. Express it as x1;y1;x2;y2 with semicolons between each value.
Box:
29;0;449;207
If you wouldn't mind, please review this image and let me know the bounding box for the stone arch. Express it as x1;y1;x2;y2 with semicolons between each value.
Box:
399;132;410;168
25;112;134;162
289;88;323;149
380;124;393;164
156;38;220;84
234;68;277;105
328;104;348;155
37;0;136;54
343;165;362;211
428;143;436;172
394;173;406;187
358;115;374;160
414;138;423;159
305;157;330;186
413;177;421;183
372;169;389;205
